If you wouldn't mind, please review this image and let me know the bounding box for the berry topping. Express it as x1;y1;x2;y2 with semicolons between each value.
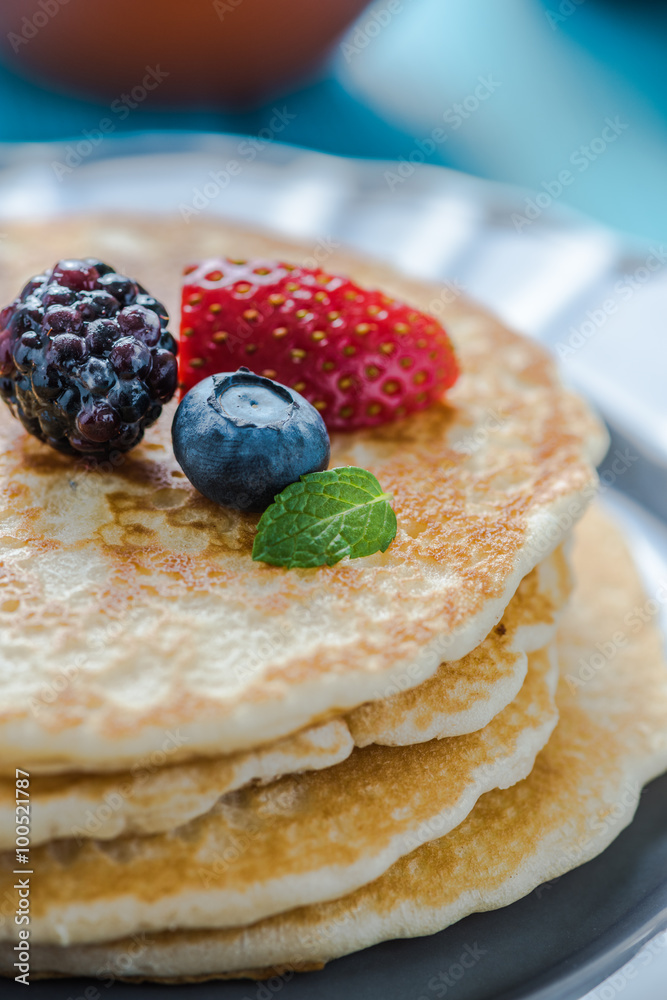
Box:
49;332;89;368
118;305;162;347
172;367;330;512
109;337;152;380
76;401;121;442
0;258;178;459
97;272;138;305
52;259;99;291
44;305;84;334
179;259;459;431
86;318;121;355
41;284;76;308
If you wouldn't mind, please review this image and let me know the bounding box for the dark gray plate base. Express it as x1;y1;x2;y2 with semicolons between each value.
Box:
7;771;667;1000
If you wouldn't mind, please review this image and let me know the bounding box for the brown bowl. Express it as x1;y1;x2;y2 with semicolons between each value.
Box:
0;0;369;108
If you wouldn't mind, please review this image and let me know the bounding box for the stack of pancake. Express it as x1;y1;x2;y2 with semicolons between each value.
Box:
0;219;666;981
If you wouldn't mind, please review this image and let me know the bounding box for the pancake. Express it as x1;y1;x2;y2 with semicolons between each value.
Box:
0;720;354;848
0;544;569;847
0;644;558;946
346;540;570;746
0;216;608;773
16;504;667;980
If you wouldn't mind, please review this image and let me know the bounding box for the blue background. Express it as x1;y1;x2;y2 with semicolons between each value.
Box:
1;0;665;243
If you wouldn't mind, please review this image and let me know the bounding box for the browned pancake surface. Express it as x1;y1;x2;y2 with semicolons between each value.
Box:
0;217;607;771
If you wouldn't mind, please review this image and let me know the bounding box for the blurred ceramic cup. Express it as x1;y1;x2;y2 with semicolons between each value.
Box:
0;0;369;107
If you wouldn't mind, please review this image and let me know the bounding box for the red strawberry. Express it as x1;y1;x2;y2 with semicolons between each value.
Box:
179;259;459;431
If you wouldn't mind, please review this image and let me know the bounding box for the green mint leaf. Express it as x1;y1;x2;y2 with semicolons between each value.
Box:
252;467;398;569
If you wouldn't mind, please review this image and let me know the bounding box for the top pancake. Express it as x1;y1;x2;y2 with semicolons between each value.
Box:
0;216;608;772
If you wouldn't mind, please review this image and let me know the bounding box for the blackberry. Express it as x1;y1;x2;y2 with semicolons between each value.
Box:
0;258;178;460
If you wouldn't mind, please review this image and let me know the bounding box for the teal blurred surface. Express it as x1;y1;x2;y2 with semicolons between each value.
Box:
0;0;664;240
337;0;667;243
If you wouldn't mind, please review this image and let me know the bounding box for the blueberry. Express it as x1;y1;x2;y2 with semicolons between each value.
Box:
172;368;331;513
